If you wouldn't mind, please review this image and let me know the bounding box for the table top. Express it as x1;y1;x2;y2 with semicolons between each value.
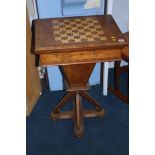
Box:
34;15;128;54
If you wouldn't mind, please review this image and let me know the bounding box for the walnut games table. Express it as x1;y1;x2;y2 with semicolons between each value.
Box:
34;15;128;137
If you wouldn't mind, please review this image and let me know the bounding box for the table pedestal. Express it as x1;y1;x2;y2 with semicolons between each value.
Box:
51;63;105;137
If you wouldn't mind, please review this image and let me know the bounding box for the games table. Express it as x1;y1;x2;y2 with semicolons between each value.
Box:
34;14;128;137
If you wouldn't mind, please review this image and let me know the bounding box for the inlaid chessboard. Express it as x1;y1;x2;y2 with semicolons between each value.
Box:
52;17;107;44
34;15;128;53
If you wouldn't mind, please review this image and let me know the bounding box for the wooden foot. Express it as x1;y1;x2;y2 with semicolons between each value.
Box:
73;93;84;138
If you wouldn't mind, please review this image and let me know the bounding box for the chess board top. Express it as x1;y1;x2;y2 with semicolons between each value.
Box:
34;15;128;54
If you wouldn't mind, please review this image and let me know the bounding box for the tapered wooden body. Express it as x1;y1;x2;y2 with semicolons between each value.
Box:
60;63;95;89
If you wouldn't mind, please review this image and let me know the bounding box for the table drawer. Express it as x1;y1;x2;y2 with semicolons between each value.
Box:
40;49;122;66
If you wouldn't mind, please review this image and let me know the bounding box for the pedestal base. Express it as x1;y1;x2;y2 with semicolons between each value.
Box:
51;90;105;137
51;63;106;137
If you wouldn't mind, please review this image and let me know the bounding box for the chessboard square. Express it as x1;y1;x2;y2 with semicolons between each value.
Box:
67;35;74;40
67;32;73;36
65;24;71;27
74;38;81;43
66;27;72;31
87;38;95;42
79;32;85;36
72;29;79;33
65;27;71;31
85;31;92;35
70;26;77;29
68;39;75;43
80;35;86;39
74;35;80;39
62;40;69;44
77;26;83;29
79;28;85;32
61;36;68;40
60;33;67;37
86;34;92;38
71;24;77;27
72;27;78;31
83;29;90;32
66;30;72;34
